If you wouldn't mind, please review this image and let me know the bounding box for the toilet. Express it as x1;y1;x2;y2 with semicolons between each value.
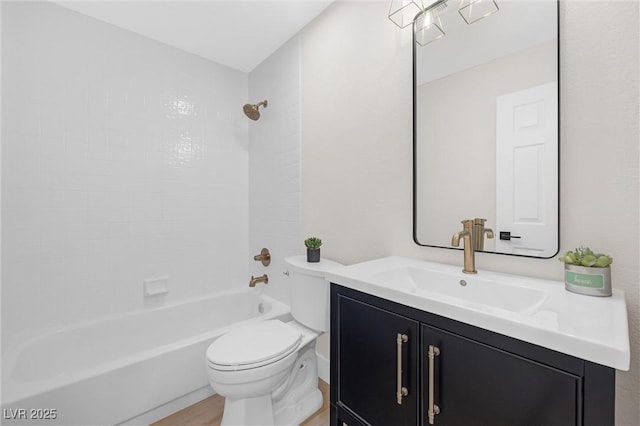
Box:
206;255;342;426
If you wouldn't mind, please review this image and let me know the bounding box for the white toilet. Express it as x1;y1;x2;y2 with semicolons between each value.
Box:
206;255;342;426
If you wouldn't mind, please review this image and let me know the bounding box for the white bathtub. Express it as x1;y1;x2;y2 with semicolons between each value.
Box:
1;289;291;425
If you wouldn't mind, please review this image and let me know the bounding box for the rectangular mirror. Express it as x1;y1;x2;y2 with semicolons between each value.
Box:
413;0;559;258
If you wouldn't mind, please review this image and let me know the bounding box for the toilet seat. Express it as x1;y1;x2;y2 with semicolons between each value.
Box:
207;320;302;371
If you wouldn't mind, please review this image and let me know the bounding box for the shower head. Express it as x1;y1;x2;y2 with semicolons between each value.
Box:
243;100;268;121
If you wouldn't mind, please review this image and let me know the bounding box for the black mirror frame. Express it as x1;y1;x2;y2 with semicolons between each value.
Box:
411;2;561;259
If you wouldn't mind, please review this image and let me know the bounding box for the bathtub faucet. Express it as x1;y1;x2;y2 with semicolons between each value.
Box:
249;274;269;287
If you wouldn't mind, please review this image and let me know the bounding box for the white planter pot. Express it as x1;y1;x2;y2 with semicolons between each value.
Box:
564;264;612;297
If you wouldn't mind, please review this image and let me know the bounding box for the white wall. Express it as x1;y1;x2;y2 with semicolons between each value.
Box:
1;1;249;344
248;36;302;306
301;1;639;424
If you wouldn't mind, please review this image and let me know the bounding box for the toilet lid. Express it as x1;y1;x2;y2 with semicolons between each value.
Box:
207;320;302;371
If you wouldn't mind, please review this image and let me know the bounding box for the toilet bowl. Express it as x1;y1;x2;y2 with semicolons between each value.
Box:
206;255;342;426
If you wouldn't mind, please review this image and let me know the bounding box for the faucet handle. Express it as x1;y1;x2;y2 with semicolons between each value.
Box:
471;218;494;250
475;219;494;239
253;248;271;266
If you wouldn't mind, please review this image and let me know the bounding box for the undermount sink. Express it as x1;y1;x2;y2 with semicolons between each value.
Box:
372;266;548;314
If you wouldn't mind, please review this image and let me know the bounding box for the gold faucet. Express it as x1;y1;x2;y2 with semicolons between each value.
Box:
451;220;477;274
472;218;494;251
249;274;269;287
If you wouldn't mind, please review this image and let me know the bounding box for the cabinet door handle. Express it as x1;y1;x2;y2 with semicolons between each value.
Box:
428;345;441;424
396;333;409;405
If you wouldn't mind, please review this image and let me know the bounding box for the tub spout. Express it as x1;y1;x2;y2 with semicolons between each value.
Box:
249;274;269;287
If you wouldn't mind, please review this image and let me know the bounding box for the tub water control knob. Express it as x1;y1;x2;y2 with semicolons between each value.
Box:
253;248;271;266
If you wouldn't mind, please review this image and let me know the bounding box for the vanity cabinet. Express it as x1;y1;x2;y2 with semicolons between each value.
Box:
333;293;420;426
421;324;578;425
330;284;615;426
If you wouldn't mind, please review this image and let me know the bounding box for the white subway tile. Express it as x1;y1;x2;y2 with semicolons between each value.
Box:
3;1;251;338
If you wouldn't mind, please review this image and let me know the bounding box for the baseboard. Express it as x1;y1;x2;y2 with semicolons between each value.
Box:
317;351;330;384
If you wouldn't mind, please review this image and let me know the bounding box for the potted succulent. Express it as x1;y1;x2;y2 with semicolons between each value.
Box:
304;237;322;263
558;246;613;297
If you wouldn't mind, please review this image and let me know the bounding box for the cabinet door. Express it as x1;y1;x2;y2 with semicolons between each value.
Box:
422;324;581;426
336;295;419;426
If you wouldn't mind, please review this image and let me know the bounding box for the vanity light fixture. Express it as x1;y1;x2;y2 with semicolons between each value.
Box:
414;0;447;46
458;0;499;25
389;0;498;45
388;0;424;28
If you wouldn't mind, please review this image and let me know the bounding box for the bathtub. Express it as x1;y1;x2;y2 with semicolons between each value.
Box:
1;289;291;425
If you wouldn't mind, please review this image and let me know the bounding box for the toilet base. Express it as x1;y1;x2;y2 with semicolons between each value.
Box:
218;344;322;426
221;395;274;426
274;388;322;426
220;386;322;426
273;345;322;425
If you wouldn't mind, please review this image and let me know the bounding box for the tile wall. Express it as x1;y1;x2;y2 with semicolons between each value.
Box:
1;1;250;343
248;36;302;307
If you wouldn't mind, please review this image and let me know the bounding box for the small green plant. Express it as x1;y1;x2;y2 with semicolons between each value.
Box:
304;237;322;250
559;246;613;268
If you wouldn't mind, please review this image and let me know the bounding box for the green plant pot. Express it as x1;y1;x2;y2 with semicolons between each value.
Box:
564;264;611;297
307;248;320;263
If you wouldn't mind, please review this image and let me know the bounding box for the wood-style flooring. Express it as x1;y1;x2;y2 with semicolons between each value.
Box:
151;380;330;426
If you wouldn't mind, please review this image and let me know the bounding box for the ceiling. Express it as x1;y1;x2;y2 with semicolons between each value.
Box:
54;0;334;73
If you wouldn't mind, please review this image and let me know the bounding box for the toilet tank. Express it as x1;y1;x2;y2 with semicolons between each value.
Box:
284;256;343;332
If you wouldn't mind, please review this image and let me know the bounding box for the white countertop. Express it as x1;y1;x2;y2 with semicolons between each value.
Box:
325;256;630;370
